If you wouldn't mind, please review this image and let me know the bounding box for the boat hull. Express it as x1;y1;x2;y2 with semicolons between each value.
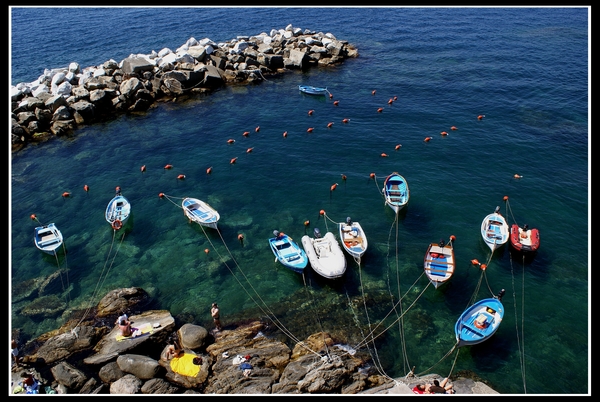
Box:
182;197;220;229
424;239;455;289
105;195;131;227
455;298;504;347
339;221;368;259
269;234;308;273
481;212;509;251
510;224;540;252
383;172;409;214
301;232;347;279
34;223;63;254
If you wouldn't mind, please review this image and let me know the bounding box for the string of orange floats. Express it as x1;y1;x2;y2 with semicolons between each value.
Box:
470;259;487;271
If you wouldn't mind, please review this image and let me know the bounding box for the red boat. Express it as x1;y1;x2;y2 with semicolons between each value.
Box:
510;224;540;252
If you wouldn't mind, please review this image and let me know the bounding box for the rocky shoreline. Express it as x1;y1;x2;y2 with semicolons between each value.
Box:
10;24;358;153
11;287;498;395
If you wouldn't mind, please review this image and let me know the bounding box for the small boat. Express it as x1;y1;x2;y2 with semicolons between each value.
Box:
182;197;220;230
424;235;456;289
301;228;347;279
298;85;329;96
455;289;505;347
34;223;64;255
105;187;131;230
338;217;368;260
269;230;308;273
480;206;509;251
382;172;409;214
510;223;540;253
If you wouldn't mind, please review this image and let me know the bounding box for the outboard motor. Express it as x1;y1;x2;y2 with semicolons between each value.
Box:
494;206;500;214
313;227;322;239
346;217;352;225
496;289;506;301
523;224;529;231
273;230;280;238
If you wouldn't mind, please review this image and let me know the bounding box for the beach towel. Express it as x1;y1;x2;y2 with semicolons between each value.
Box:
170;353;201;377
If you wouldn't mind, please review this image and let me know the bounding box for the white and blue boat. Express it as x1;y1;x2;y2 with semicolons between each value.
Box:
182;197;220;230
298;85;329;96
382;172;409;214
105;187;131;231
269;230;308;273
481;206;509;251
455;290;505;347
34;222;64;255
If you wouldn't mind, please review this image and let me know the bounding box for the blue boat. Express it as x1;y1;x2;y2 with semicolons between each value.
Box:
298;85;329;96
382;172;409;214
105;187;131;231
269;230;308;273
480;206;509;252
455;290;505;347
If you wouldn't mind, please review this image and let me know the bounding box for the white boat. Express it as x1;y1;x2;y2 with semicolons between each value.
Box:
301;228;347;279
182;197;220;229
298;85;329;96
338;217;368;261
105;187;131;230
34;223;64;255
424;236;456;289
481;206;509;251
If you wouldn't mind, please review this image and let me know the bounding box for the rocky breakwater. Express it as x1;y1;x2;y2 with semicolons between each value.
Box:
12;286;498;395
10;24;358;153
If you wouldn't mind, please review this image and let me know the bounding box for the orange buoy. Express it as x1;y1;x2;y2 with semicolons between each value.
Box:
204;248;210;254
320;210;326;216
370;173;375;179
388;99;393;104
342;118;349;123
230;157;238;164
238;233;244;242
503;195;509;201
480;264;487;271
327;122;333;128
307;127;314;133
377;107;383;113
478;115;485;120
177;174;185;180
451;126;457;130
424;137;432;142
441;131;448;136
83;184;89;192
304;220;310;227
206;166;213;174
471;259;480;265
159;193;164;198
450;235;456;241
372;90;376;95
341;174;347;181
394;96;398;101
308;109;314;116
395;144;402;150
164;164;173;169
227;139;235;144
30;214;36;220
381;153;388;157
330;183;338;192
514;174;523;179
283;131;288;137
333;100;339;106
246;147;253;153
62;192;71;198
140;165;146;172
243;131;250;136
329;93;333;99
255;126;260;132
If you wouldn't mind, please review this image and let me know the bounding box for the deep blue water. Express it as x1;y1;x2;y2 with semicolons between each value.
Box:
10;7;589;395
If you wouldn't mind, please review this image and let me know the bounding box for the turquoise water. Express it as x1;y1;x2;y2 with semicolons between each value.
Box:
10;7;589;395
